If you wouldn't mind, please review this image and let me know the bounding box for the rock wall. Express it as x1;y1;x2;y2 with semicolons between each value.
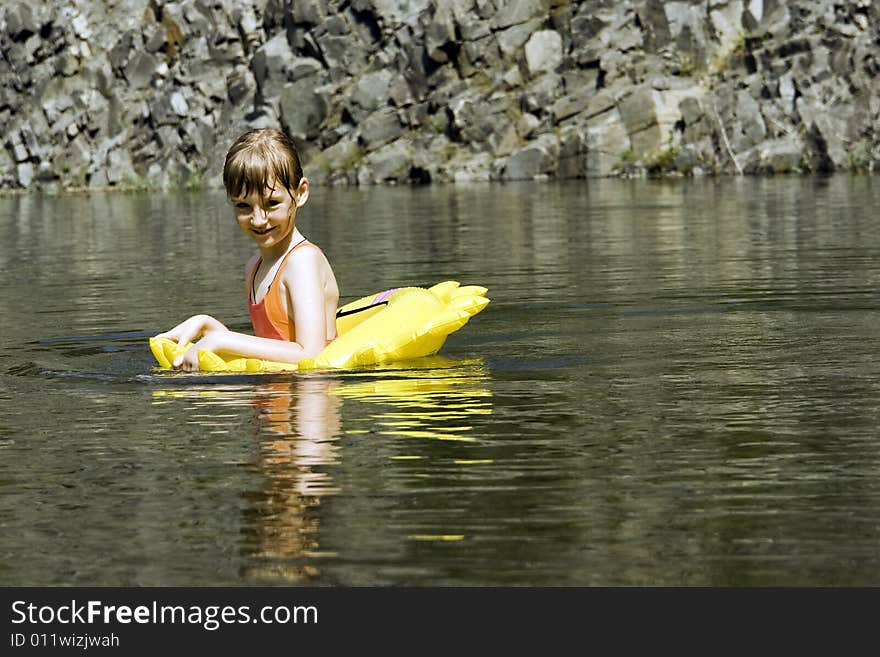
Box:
1;0;878;191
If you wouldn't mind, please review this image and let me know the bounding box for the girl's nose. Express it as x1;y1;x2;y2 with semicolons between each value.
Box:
250;207;268;226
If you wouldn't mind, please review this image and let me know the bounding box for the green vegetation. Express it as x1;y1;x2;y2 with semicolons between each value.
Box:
844;141;872;173
618;149;637;165
183;169;204;191
646;144;681;174
165;167;205;191
120;173;155;191
676;53;697;77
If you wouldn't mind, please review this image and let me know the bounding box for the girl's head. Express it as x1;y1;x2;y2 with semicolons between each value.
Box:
223;129;304;200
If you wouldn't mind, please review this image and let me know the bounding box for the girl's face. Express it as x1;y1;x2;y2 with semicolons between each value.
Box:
231;178;308;250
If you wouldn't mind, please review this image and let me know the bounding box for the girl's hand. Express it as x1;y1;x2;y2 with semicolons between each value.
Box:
173;344;201;371
156;314;227;348
171;330;223;371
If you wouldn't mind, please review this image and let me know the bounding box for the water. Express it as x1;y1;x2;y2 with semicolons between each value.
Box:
2;176;880;586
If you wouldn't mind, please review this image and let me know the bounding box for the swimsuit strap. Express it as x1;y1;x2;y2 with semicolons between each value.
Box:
250;237;309;302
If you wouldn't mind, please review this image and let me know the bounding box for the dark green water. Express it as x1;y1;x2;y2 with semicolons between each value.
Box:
2;176;880;585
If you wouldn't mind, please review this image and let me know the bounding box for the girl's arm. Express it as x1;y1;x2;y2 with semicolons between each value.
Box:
172;329;310;370
173;247;333;371
286;245;335;357
156;314;228;346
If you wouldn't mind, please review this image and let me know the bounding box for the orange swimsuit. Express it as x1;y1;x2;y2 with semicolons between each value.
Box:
248;239;321;342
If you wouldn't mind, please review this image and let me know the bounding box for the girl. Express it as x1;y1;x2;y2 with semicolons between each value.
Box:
157;129;339;371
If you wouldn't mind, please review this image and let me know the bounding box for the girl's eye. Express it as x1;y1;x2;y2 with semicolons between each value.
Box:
236;203;250;210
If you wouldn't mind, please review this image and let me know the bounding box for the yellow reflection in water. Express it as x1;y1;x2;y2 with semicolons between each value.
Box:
332;357;492;445
150;356;492;582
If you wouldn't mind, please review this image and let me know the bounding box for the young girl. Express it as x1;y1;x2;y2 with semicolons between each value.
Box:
157;129;339;371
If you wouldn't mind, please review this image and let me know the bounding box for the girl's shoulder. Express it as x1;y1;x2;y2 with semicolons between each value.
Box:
280;242;335;287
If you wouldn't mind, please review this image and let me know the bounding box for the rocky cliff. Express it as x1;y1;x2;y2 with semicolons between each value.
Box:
1;0;877;191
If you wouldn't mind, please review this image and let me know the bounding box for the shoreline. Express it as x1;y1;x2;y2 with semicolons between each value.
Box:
2;169;876;199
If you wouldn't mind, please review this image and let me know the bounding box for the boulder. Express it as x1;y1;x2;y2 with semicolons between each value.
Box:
361;138;413;183
279;79;330;140
501;134;559;180
524;30;563;77
351;70;394;112
618;85;703;156
358;108;405;151
585;109;631;177
797;97;851;169
752;135;805;173
490;0;548;30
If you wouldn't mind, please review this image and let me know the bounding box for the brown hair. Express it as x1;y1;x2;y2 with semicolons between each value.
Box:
222;128;303;199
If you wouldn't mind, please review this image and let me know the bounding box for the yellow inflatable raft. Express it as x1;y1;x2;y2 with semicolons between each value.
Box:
150;280;489;372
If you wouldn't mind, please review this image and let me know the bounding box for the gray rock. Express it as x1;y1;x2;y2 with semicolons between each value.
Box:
490;0;547;30
362;138;413;183
583;90;618;121
501;134;558;180
619;85;702;156
16;162;34;187
106;148;135;184
170;92;189;117
358;108;404;151
182;119;215;157
156;126;181;150
736;90;766;148
618;87;658;136
459;15;491;41
315;33;367;76
638;0;671;51
495;19;541;58
365;0;432;27
251;35;292;83
557;126;588;178
463;33;504;73
227;65;256;105
389;75;414;107
11;136;29;163
451;151;494;182
603;16;643;53
425;3;456;63
585;109;630;177
521;73;562;116
552;89;592;124
351;70;394;112
252;35;323;90
570;13;606;49
124;51;158;89
1;0;879;191
798;97;850;169
314;136;362;174
279;79;330;140
292;0;328;25
524;30;563;77
53;134;91;184
754;135;804;174
17;122;41;161
679;96;703;127
4;3;38;41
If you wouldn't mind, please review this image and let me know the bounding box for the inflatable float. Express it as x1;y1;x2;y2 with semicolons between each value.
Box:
150;280;489;372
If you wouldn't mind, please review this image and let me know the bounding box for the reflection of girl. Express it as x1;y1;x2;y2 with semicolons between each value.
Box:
241;377;342;583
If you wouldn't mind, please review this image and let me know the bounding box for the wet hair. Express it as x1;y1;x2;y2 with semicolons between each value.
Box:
222;128;303;200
